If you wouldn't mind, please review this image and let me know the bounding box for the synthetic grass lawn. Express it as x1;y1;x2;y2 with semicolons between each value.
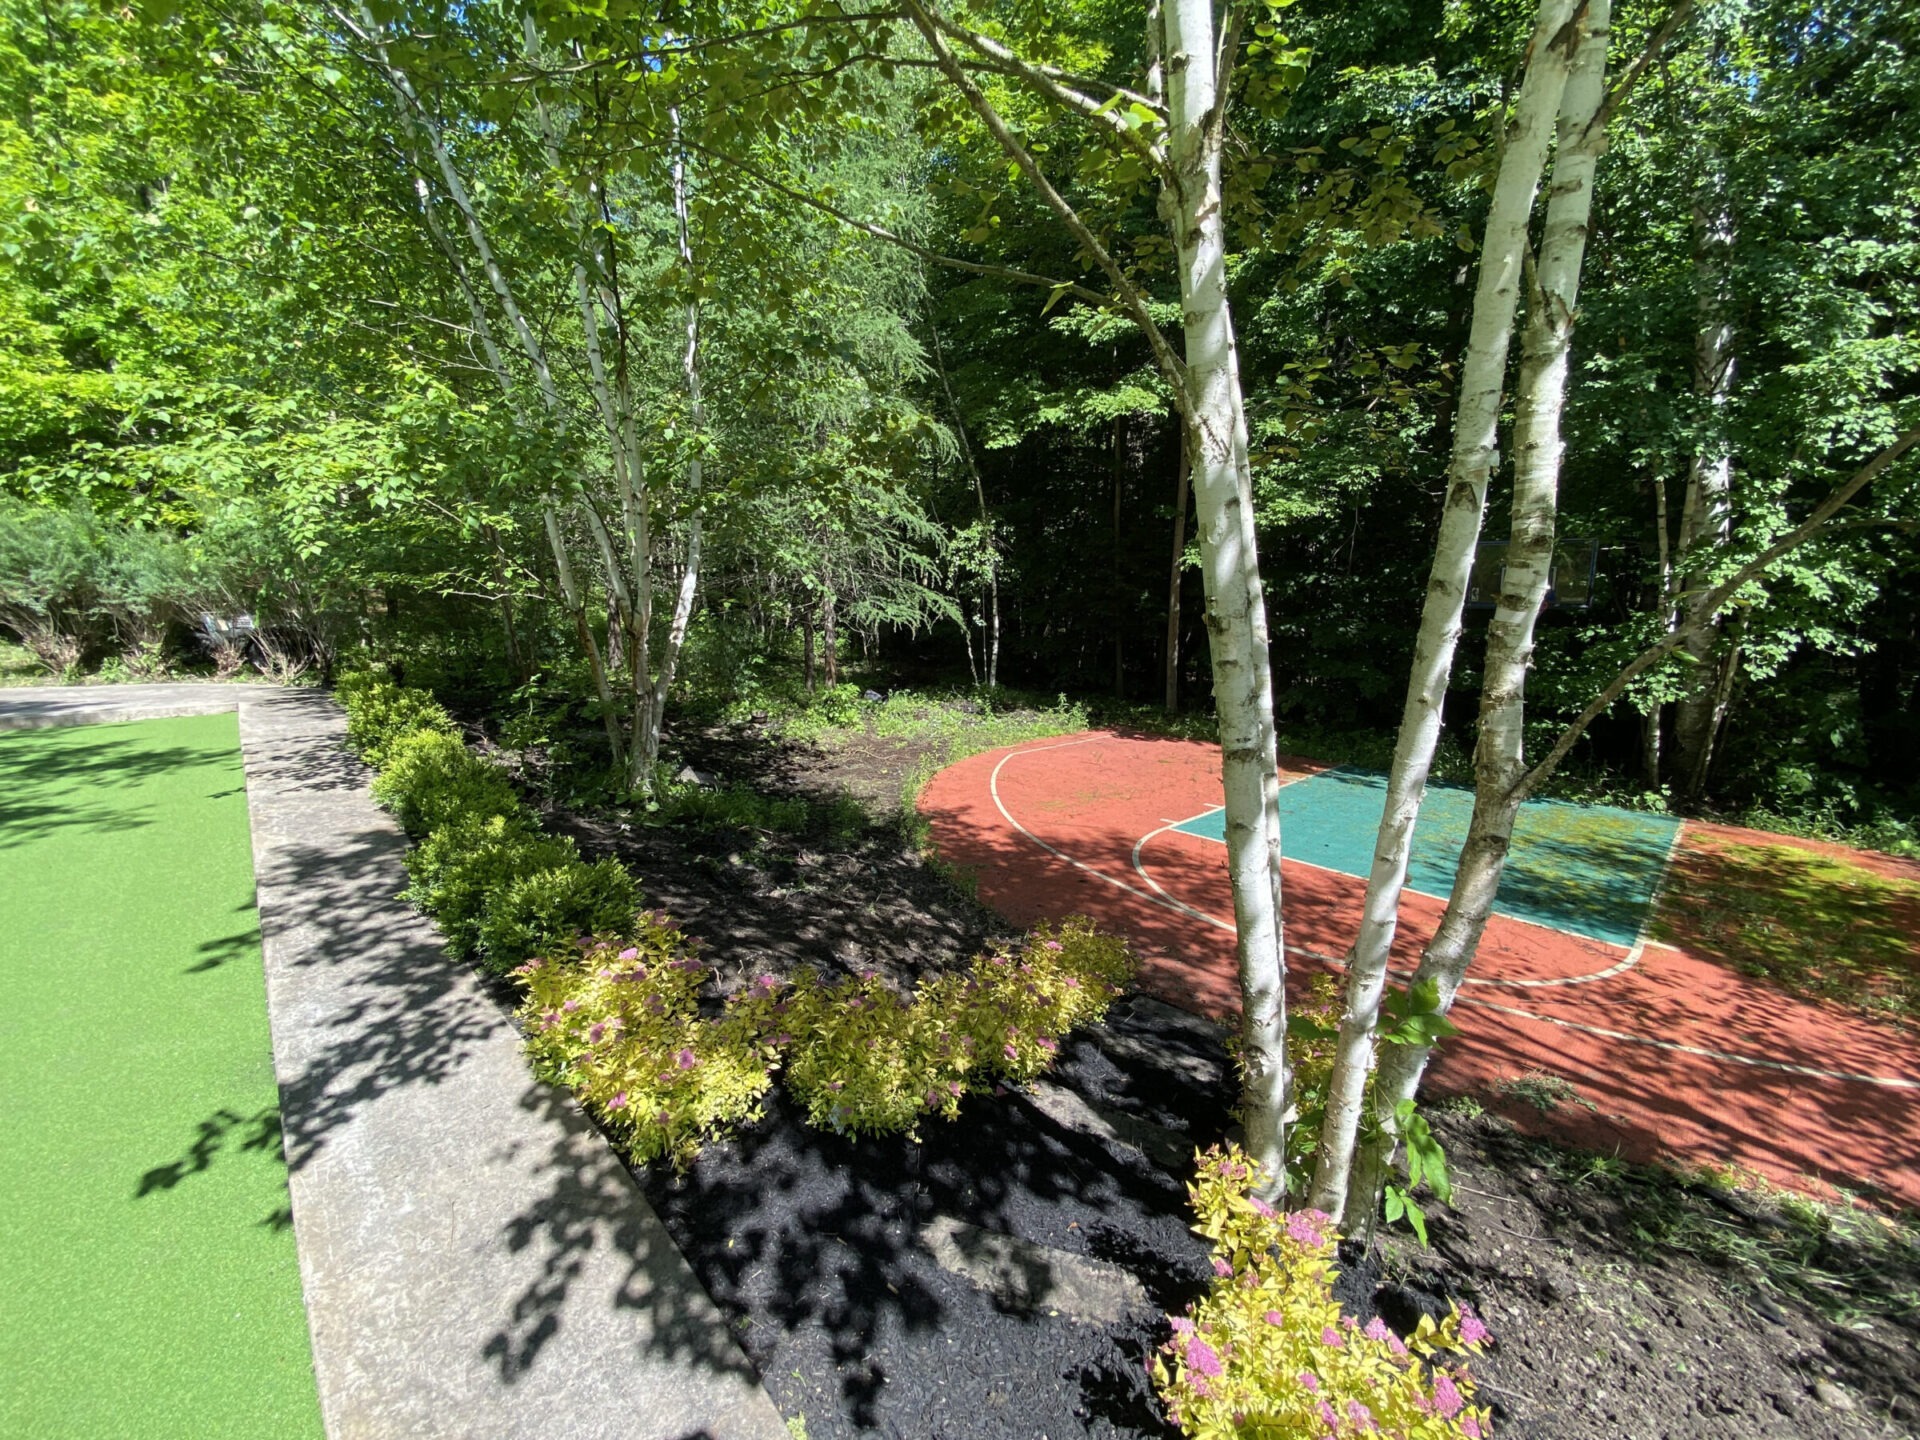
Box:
1176;767;1683;947
0;713;322;1439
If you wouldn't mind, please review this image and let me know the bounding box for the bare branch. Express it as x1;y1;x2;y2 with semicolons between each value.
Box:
914;7;1170;179
900;0;1191;417
1588;0;1696;137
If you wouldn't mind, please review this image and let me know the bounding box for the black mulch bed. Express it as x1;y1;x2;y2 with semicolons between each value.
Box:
636;998;1228;1440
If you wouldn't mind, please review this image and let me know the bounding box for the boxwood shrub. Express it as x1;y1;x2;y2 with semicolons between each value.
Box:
342;679;457;767
476;857;641;974
405;813;578;959
370;730;524;836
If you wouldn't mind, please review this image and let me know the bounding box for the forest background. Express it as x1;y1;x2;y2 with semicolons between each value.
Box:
2;0;1916;860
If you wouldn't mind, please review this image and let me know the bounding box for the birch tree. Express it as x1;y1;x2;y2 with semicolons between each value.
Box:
805;0;1301;1182
1306;0;1588;1219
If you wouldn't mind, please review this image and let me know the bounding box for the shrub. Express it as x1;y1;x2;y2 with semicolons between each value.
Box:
947;918;1134;1083
342;679;457;767
370;729;524;836
404;812;576;958
782;918;1135;1137
517;923;779;1167
1153;1144;1494;1440
477;857;640;974
781;970;974;1137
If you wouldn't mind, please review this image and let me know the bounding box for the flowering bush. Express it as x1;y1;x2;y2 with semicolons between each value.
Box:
404;813;576;958
476;857;641;974
782;918;1135;1136
517;922;780;1167
1154;1144;1494;1440
781;969;973;1136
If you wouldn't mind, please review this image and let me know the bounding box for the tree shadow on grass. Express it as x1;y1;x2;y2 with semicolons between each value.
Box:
0;733;226;849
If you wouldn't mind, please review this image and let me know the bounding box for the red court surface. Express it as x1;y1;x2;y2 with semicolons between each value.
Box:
921;730;1920;1209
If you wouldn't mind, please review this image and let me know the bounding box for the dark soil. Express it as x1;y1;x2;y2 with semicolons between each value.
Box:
548;717;1920;1440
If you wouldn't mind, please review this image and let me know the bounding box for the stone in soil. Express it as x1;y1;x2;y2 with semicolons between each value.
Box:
919;1215;1151;1325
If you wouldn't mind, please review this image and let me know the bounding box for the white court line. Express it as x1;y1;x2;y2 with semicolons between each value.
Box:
987;738;1920;1092
1135;811;1648;988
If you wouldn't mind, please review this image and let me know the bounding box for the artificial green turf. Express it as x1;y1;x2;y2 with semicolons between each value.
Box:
0;714;322;1439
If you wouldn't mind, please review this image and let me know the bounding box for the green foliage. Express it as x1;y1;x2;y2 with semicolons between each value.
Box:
517;923;780;1168
644;767;868;843
475;858;640;975
403;812;576;959
340;679;457;768
780;970;963;1138
782;918;1134;1137
1153;1144;1494;1440
368;729;522;837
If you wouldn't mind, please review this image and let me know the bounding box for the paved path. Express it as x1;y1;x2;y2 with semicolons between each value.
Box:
1;684;786;1440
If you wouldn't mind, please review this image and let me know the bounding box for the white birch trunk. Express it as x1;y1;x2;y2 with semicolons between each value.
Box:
635;114;707;785
1165;0;1291;1190
347;3;626;760
1351;0;1612;1224
1673;164;1737;796
1308;0;1586;1219
1165;437;1191;713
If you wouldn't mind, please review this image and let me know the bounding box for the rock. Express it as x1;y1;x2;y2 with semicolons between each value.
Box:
674;764;718;788
1024;1081;1192;1169
1811;1380;1855;1412
862;690;884;703
918;1216;1148;1325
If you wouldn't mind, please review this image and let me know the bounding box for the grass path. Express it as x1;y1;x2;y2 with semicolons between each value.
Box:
0;713;322;1438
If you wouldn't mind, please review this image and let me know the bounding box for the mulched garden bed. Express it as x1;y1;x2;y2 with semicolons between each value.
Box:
540;715;1920;1439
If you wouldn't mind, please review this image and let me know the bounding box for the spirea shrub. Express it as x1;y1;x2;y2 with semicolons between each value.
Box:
517;923;780;1168
1153;1144;1494;1440
781;970;973;1137
782;918;1135;1136
404;813;577;958
476;857;641;974
341;678;457;767
370;729;524;836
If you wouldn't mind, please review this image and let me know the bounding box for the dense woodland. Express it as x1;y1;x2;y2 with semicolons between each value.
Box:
3;0;1917;1203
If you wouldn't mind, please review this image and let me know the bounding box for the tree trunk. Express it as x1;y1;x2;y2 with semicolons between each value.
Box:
823;591;839;688
1349;0;1613;1225
633;111;707;786
1308;0;1586;1220
1165;0;1291;1192
1672;160;1738;797
928;317;1000;690
1165;434;1191;713
1113;416;1126;698
1644;468;1674;786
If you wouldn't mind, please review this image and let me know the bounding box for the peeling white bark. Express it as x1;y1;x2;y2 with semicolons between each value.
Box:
1165;0;1291;1189
1309;0;1586;1221
1353;0;1612;1224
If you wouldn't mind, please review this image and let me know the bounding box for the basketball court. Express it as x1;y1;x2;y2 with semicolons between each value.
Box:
921;731;1920;1208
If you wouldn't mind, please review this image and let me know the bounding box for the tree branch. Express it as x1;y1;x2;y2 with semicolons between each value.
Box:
1515;421;1920;802
900;0;1191;417
678;134;1121;313
1587;0;1696;137
914;6;1171;179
